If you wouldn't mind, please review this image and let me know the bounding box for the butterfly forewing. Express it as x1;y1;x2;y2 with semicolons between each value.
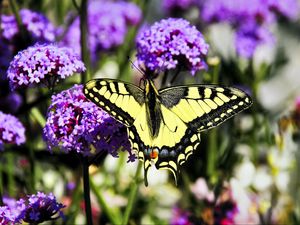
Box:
159;85;252;132
84;79;145;126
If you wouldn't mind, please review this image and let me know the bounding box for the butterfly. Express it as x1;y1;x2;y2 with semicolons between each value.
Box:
84;78;252;186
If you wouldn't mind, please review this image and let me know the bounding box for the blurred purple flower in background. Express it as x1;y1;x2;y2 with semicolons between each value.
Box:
7;44;85;90
0;192;65;224
43;85;134;161
61;1;141;62
136;18;209;75
0;9;56;78
0;39;13;81
15;192;65;224
267;0;300;20
170;207;192;225
1;9;55;43
0;206;16;224
199;0;299;58
0;92;22;114
0;111;25;150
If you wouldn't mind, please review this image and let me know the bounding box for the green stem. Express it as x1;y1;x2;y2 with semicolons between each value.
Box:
6;152;15;196
82;157;93;225
28;144;36;192
79;0;91;83
90;178;121;225
207;129;217;180
9;0;22;28
29;107;46;128
67;170;82;224
122;161;142;225
0;155;3;205
206;62;220;180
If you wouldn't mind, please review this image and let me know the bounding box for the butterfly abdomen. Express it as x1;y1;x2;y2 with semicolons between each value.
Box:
145;80;163;138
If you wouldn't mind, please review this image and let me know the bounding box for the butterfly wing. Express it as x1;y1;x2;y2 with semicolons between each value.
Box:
84;79;145;127
148;85;252;183
148;105;201;185
159;85;252;132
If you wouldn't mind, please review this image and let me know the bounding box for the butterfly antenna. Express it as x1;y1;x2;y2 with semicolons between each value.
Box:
127;56;145;76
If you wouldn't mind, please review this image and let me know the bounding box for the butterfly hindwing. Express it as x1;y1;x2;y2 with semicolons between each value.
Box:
84;79;145;126
159;85;252;132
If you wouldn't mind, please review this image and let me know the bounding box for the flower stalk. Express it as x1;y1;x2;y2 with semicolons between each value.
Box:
79;0;91;83
122;161;142;225
82;157;93;225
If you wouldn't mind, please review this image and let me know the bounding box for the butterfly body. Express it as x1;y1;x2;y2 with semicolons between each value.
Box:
84;78;252;186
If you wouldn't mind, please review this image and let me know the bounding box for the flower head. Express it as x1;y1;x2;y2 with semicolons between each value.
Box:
7;44;85;91
0;92;23;114
136;18;209;75
170;207;193;225
267;0;300;20
43;85;134;161
0;206;16;225
14;192;65;224
1;9;55;43
0;111;25;150
61;1;141;61
235;22;274;58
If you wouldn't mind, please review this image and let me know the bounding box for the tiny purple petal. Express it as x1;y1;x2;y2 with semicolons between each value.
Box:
1;9;55;42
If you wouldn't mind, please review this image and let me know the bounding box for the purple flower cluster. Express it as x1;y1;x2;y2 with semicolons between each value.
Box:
7;44;86;90
199;0;300;58
0;206;16;224
0;111;25;150
136;18;209;75
61;1;141;61
170;207;193;225
0;9;56;79
43;85;135;161
0;192;65;224
1;9;56;43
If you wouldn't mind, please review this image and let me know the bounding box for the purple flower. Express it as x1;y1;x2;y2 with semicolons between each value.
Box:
199;0;299;58
1;9;55;43
7;44;85;91
0;206;16;224
170;207;192;225
136;18;209;75
200;0;273;25
0;92;23;114
235;22;274;58
0;9;56;80
61;1;141;61
0;111;25;150
14;192;65;224
43;85;135;161
267;0;300;20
